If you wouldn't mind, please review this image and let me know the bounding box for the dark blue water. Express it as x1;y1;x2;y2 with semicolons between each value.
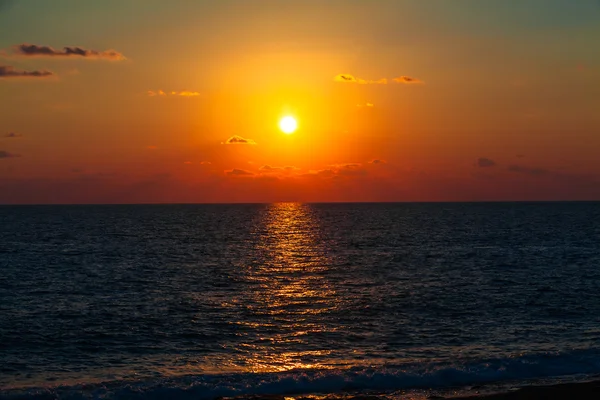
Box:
1;202;600;399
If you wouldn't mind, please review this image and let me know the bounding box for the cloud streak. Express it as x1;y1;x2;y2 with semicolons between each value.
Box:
508;165;550;176
334;74;387;84
335;74;424;85
477;157;497;168
0;65;54;78
0;150;19;158
225;169;255;177
223;135;256;145
147;90;201;97
393;76;424;84
9;44;126;60
3;132;22;138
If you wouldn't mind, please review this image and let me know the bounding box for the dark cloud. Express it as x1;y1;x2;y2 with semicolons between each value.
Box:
0;150;18;158
225;169;255;176
11;44;125;60
337;163;367;176
393;76;424;84
477;157;497;168
369;159;387;165
300;164;367;179
223;135;256;145
508;165;550;176
0;65;54;78
3;132;22;138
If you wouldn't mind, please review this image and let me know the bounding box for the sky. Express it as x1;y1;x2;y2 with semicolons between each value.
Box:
1;0;599;203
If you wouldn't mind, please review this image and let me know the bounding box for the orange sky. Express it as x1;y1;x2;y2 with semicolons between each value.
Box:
1;0;599;203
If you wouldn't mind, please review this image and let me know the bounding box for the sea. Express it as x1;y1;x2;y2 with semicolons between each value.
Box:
1;202;600;399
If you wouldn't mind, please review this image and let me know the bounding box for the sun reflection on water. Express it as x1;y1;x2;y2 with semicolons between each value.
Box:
235;203;343;372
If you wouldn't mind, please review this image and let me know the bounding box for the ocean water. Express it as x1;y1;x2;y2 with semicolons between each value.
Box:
1;202;600;399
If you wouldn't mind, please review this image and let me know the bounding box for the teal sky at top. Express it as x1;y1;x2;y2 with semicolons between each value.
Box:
2;0;599;49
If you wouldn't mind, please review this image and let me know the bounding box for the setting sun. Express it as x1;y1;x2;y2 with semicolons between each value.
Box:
279;116;298;134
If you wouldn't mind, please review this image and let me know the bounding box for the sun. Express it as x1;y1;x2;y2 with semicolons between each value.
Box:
279;116;297;134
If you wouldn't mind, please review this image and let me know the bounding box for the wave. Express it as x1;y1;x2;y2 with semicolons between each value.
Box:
3;350;600;400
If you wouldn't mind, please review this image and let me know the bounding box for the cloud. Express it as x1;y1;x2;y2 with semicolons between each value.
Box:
148;90;201;97
259;165;299;173
146;145;158;150
477;157;497;168
0;150;18;158
300;163;368;179
334;74;387;85
357;102;374;107
183;161;193;165
223;135;256;145
336;163;367;176
3;132;22;138
225;169;254;176
393;76;424;84
369;159;387;165
508;165;550;176
200;161;211;165
10;44;125;60
178;91;200;97
0;65;54;78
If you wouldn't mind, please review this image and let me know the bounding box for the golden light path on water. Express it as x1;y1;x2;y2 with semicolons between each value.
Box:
236;203;343;373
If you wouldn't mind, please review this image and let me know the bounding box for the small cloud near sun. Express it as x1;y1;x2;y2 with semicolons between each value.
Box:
334;74;387;85
259;165;300;173
223;135;256;145
369;159;387;165
225;169;255;177
3;132;23;138
148;90;200;97
393;76;424;84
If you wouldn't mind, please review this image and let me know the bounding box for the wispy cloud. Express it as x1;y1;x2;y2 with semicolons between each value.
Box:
0;65;54;78
3;132;22;138
9;44;125;60
477;157;497;168
393;76;424;84
259;165;300;174
147;90;201;97
508;164;550;176
334;74;387;85
223;135;256;145
369;159;387;165
225;169;255;177
301;163;368;179
357;102;374;107
0;150;19;158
